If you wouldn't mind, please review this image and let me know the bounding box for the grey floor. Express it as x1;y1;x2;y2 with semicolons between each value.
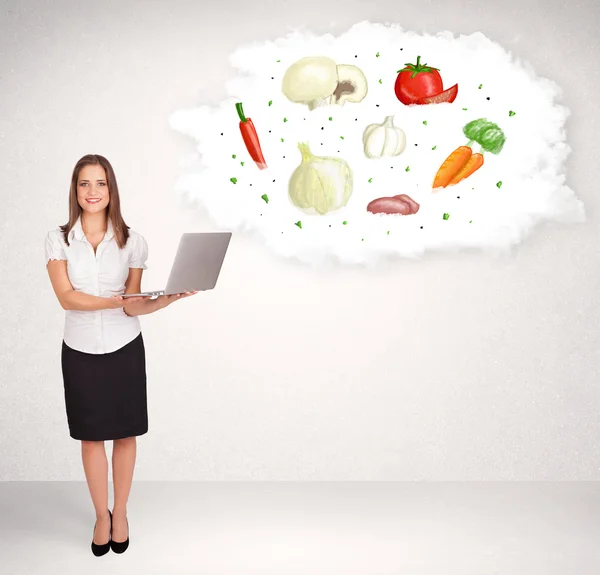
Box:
1;482;599;574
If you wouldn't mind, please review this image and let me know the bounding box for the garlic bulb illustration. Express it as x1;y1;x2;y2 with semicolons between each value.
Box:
288;142;353;215
362;116;406;159
282;57;368;110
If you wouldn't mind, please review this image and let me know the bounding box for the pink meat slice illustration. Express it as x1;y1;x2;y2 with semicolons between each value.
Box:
367;194;420;215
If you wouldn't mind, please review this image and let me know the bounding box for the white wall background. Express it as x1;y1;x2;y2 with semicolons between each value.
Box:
1;0;599;480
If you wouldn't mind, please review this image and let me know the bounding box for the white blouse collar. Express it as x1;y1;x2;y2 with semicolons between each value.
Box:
70;215;115;242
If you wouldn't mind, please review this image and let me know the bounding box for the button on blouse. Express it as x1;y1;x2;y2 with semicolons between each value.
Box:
45;216;148;354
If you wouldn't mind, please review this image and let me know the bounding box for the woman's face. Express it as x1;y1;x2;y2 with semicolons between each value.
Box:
77;164;110;214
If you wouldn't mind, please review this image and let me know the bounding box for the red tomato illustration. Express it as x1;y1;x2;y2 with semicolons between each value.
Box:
417;84;458;105
394;56;444;105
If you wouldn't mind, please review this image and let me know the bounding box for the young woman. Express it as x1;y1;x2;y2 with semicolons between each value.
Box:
45;154;197;557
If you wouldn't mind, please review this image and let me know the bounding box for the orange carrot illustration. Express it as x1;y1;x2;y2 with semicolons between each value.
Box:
448;153;484;185
432;119;506;189
433;146;472;188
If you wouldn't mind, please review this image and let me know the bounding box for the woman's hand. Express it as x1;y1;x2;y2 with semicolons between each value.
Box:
108;295;152;308
155;290;199;309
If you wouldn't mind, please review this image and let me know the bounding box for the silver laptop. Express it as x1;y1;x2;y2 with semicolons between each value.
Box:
122;232;232;298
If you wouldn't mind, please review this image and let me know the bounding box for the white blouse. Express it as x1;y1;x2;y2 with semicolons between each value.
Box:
45;216;149;355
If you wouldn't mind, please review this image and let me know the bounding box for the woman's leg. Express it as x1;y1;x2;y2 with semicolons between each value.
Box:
81;440;110;544
111;436;137;541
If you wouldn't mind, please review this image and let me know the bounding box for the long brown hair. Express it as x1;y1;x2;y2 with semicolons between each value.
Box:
59;154;130;248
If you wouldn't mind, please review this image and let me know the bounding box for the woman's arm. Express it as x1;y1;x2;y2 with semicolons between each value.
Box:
124;292;198;316
63;291;118;311
121;268;199;317
47;260;114;311
123;296;163;317
122;268;164;317
47;260;154;311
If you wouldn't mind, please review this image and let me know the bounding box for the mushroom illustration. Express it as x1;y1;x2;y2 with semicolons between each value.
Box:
281;57;368;110
330;64;368;106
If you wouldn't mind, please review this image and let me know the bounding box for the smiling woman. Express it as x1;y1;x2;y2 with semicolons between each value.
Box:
43;153;197;557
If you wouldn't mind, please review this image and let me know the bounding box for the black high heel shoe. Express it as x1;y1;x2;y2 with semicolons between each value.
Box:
110;514;129;554
91;510;112;557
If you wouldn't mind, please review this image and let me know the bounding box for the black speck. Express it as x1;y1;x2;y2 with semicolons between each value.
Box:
269;130;271;133
457;196;460;199
271;77;274;79
414;143;418;146
391;166;393;169
355;118;357;121
329;224;331;227
376;104;379;107
250;184;252;186
420;226;423;229
272;179;275;182
321;143;323;145
321;127;324;130
260;214;262;216
337;150;340;152
486;97;490;100
283;156;285;158
220;133;223;136
355;55;357;58
400;48;403;51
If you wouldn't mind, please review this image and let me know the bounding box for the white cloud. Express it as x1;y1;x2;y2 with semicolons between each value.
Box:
169;21;584;266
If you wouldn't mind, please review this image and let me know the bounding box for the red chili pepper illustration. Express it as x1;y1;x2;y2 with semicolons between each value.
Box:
235;102;267;170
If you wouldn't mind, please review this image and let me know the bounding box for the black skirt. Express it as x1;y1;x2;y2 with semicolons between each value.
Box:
61;332;148;441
